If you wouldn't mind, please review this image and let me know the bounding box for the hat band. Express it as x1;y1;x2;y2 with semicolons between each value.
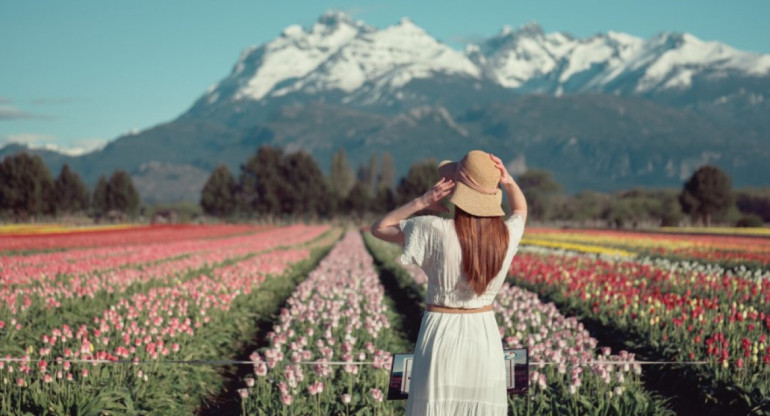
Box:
456;164;498;195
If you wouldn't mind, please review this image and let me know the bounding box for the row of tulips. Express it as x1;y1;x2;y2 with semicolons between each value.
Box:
0;223;261;252
1;225;328;353
658;226;770;237
523;227;770;268
1;224;314;303
0;225;334;414
509;246;770;412
522;245;770;308
0;223;136;235
364;234;672;415
2;225;273;287
238;231;410;415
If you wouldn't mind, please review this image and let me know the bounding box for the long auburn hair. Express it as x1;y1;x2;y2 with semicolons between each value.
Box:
454;207;509;295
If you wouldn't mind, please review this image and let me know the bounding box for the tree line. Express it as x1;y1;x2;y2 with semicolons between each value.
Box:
200;146;424;220
522;164;765;228
1;149;766;227
0;153;140;221
202;145;768;227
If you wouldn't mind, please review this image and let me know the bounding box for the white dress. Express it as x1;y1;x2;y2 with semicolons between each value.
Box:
399;214;525;416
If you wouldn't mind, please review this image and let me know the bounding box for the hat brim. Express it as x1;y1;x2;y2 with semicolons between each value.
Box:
449;181;504;217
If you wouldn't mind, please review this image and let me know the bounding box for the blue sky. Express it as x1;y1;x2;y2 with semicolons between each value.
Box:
1;0;768;154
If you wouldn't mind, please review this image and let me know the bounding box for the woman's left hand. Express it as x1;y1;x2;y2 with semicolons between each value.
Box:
418;177;455;212
489;153;514;186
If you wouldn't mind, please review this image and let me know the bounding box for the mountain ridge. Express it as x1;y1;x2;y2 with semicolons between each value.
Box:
187;10;769;112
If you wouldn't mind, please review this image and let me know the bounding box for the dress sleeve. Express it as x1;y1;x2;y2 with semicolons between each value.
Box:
398;216;433;267
506;213;526;248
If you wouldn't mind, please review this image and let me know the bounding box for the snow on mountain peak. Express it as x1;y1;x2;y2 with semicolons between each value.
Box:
272;16;480;98
516;22;544;37
317;9;357;27
215;12;481;103
281;24;304;38
200;12;770;107
224;12;370;101
472;22;569;87
398;16;417;27
635;31;770;92
605;31;644;47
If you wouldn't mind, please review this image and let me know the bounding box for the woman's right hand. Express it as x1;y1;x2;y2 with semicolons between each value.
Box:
417;177;455;212
489;153;514;186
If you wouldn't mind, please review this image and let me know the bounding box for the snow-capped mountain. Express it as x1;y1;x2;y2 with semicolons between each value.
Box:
472;24;770;95
468;24;648;93
189;10;770;114
196;12;480;108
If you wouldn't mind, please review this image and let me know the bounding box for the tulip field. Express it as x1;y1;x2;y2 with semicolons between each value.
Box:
511;228;770;414
1;222;768;415
0;223;263;252
522;227;770;269
238;232;409;415
0;223;336;415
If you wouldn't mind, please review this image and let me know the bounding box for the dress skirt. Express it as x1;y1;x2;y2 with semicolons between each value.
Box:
405;310;507;416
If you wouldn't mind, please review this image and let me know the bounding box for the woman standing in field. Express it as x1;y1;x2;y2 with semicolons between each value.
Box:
371;150;527;415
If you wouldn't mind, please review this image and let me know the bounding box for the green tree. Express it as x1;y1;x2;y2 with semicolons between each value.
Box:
377;152;395;191
330;148;355;199
357;155;378;194
373;186;397;214
343;180;372;217
200;164;237;219
735;188;770;222
518;169;562;221
567;191;610;223
106;170;140;217
239;146;284;217
652;190;684;227
54;164;89;217
602;198;635;228
679;165;733;226
736;213;764;227
278;150;328;217
396;159;439;206
92;175;109;217
0;152;55;220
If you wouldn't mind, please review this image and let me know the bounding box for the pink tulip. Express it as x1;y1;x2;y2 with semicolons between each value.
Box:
238;388;249;399
308;381;324;395
370;388;383;402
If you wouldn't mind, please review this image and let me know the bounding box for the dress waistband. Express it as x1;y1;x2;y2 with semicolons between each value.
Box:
425;304;494;314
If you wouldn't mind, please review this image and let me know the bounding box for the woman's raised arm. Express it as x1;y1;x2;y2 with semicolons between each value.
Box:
490;154;528;223
370;177;455;244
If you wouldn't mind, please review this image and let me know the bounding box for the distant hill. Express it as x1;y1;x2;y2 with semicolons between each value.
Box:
3;11;769;202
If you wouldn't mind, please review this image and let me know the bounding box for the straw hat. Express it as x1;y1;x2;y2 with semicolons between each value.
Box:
439;150;504;217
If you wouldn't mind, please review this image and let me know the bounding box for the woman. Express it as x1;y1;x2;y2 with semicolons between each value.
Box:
371;150;527;416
